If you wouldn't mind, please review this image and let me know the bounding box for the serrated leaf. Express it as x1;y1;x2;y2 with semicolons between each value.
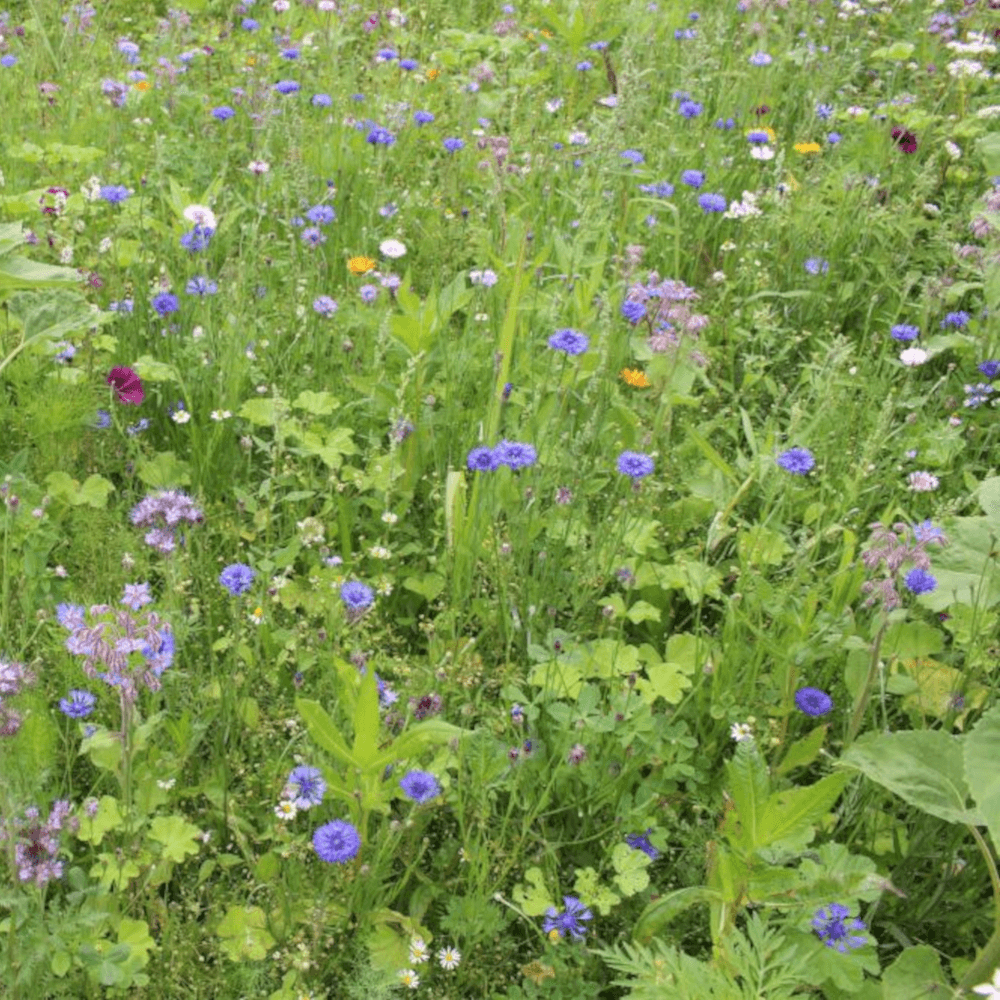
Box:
573;867;620;916
755;772;850;851
292;389;339;415
148;815;203;863
635;661;692;705
612;842;651;895
216;906;275;962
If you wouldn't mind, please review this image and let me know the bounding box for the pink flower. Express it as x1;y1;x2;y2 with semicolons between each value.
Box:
107;366;144;405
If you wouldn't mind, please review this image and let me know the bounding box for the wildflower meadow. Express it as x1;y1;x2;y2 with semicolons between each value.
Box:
2;0;1000;997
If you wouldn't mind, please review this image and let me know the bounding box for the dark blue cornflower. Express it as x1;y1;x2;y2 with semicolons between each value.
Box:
185;276;218;296
151;293;179;317
367;125;396;145
341;581;375;611
284;765;326;809
212;105;236;121
543;897;593;941
589;41;609;51
1;55;18;68
698;193;727;213
242;17;259;30
978;360;1000;379
675;28;696;39
890;324;919;341
904;568;937;594
747;130;769;144
812;904;868;953
467;446;498;472
443;137;465;152
180;225;213;252
313;820;361;863
748;52;772;66
413;110;435;125
626;828;660;860
494;440;537;470
99;185;130;204
617;451;654;479
273;80;300;94
816;102;833;119
941;311;970;329
280;47;300;60
620;149;644;164
376;47;399;62
794;687;833;716
219;563;255;596
777;447;815;474
399;58;418;70
621;300;647;324
679;100;703;118
59;690;97;719
828;132;841;144
548;328;589;355
576;60;593;71
399;770;441;803
305;204;336;225
681;169;704;188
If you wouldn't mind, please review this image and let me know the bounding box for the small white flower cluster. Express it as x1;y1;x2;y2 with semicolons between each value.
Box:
397;938;461;988
723;191;763;220
945;34;997;57
947;60;991;80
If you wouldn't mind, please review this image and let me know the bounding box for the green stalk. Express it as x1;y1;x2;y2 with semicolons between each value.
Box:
957;825;1000;994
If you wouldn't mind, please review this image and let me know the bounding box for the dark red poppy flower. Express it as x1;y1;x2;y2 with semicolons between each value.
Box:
107;366;144;405
891;126;917;154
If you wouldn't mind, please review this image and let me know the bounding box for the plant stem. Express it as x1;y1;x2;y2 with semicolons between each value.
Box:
958;825;1000;993
845;619;888;747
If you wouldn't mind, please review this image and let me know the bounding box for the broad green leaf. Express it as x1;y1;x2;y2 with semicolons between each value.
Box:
512;866;554;917
403;573;445;601
635;661;692;705
726;739;771;850
351;668;381;768
964;704;1000;854
611;842;651;896
131;355;178;382
774;725;828;776
239;396;289;426
296;698;355;767
881;945;949;1000
75;796;124;845
633;886;720;944
137;451;191;488
292;389;339;415
383;717;468;764
755;772;850;850
45;471;114;508
839;731;983;826
148;815;203;863
573;867;620;916
626;600;661;624
216;906;275;962
882;622;944;660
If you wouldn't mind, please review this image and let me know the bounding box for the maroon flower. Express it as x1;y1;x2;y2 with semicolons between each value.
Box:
891;126;917;154
107;366;144;406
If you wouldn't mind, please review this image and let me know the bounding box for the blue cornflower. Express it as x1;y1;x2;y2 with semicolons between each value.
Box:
828;132;842;144
816;102;833;119
341;581;375;611
589;41;609;50
621;300;647;324
59;690;97;719
804;257;829;275
941;311;970;329
698;193;727;213
280;47;300;60
904;568;937;595
626;828;660;860
413;110;435;125
313;296;338;316
151;293;179;317
978;360;1000;380
399;770;441;803
313;820;361;863
127;418;150;436
714;117;736;129
620;149;644;164
494;440;537;470
301;227;326;246
964;383;995;409
543;896;593;941
681;169;705;188
617;451;654;479
679;100;703;118
305;204;337;225
746;130;769;144
121;582;153;611
180;225;213;252
749;52;773;66
443;137;465;152
675;28;696;39
241;17;259;30
367;125;396;145
185;276;218;296
812;904;868;953
576;60;593;71
399;58;418;70
376;48;399;62
219;563;255;596
212;105;236;121
639;181;674;197
777;447;815;474
548;328;589;355
109;299;133;314
890;324;919;341
794;687;833;716
95;410;112;429
284;765;327;809
312;93;332;106
273;80;300;94
467;446;498;471
99;185;130;204
1;55;18;68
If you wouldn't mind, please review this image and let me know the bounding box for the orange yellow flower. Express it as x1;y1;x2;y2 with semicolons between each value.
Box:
133;80;151;92
794;142;821;154
426;68;440;80
348;256;377;275
620;368;651;388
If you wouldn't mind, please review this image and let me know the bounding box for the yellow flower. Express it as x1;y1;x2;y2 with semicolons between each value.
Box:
426;68;440;80
620;368;651;388
245;56;256;67
133;80;151;92
540;28;553;38
794;142;822;154
348;256;377;275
